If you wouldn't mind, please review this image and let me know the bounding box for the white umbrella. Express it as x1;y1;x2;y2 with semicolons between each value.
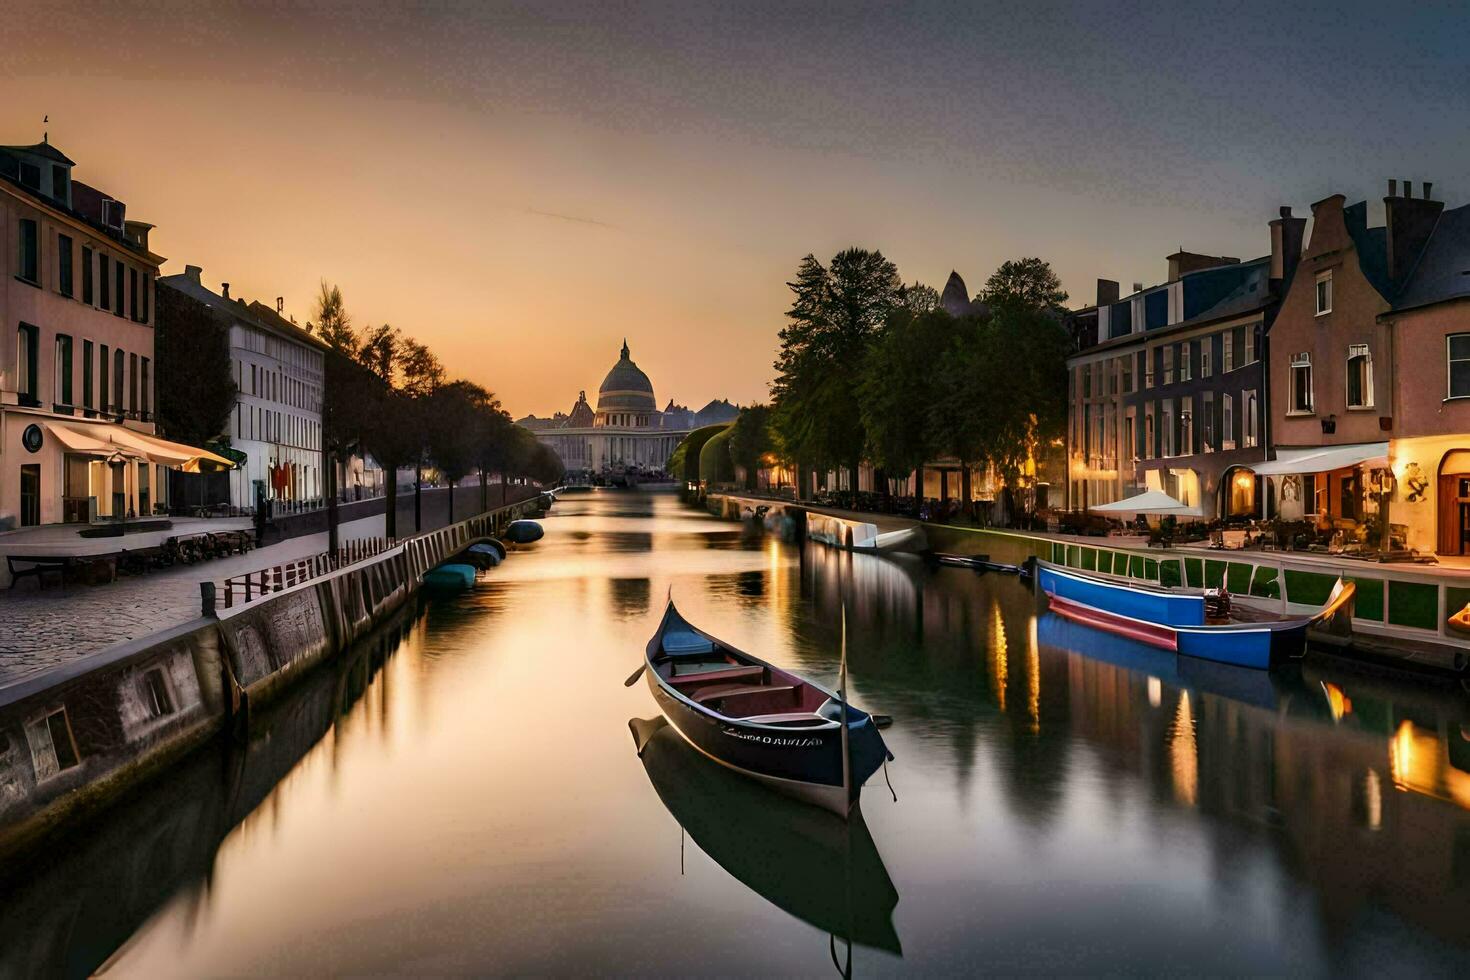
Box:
1088;490;1204;519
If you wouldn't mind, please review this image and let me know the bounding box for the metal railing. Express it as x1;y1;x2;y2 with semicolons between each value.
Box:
215;536;394;609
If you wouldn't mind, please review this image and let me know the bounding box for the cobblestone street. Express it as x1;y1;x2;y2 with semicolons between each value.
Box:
0;484;526;684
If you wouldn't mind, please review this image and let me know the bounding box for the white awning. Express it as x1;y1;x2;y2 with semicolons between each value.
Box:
1088;489;1204;518
1252;442;1389;477
45;420;234;470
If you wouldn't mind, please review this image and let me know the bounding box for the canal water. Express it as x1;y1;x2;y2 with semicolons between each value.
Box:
6;491;1470;976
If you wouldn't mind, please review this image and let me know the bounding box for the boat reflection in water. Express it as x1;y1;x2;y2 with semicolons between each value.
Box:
629;716;902;964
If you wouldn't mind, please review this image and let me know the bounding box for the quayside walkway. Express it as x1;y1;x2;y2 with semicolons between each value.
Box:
0;485;534;683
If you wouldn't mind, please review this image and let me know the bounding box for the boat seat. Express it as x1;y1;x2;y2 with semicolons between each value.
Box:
662;628;715;656
670;663;763;684
694;682;793;704
742;712;831;726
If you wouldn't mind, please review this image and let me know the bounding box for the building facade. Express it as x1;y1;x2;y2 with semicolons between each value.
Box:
519;340;737;480
1066;209;1306;521
158;266;326;510
0;139;196;527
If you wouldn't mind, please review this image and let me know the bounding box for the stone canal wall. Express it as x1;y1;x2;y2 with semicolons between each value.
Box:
0;494;546;860
707;492;1470;670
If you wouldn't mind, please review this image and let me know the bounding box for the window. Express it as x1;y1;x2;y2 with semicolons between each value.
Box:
1161;399;1173;456
1201;390;1215;451
114;261;124;316
18;218;38;283
1346;344;1373;408
99;344;110;411
141;357;150;417
26;708;80;779
1244;325;1257;365
129;352;138;414
138;668;174;719
55;335;73;406
57;234;73;296
141;274;150;323
1222;393;1235;449
1177;341;1191;382
1291;352;1314;413
129;268;139;321
113;349;124;413
1315;271;1333;315
1181;395;1194;454
52;164;68;203
98;254;110;309
82;246;93;303
17;324;40;404
1243;390;1259;448
1163;346;1174;385
1201;342;1212;378
1449;334;1470;399
1123;414;1135;460
1145;407;1155;460
1223;331;1235;373
80;339;94;410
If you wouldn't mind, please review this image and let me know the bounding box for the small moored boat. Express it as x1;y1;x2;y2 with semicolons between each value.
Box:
638;599;892;816
1035;558;1355;670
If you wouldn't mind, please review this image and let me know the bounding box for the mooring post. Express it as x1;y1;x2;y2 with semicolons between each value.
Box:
200;581;217;617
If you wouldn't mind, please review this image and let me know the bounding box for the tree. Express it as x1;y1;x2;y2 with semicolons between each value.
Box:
728;404;773;491
396;339;444;531
154;284;238;449
981;257;1068;314
858;307;950;495
771;248;903;495
899;280;939;314
427;380;490;523
314;280;355;351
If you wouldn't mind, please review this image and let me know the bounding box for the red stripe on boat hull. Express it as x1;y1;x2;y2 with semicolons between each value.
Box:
1046;593;1178;651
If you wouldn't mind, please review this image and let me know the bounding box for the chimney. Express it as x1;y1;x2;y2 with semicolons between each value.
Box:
184;264;202;285
1385;178;1443;290
1388;179;1397;198
1095;279;1119;306
276;296;284;313
1269;206;1307;285
221;282;230;299
1132;282;1143;294
1403;180;1413;199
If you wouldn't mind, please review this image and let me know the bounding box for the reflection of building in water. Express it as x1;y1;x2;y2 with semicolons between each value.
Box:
1060;650;1470;947
517;341;738;478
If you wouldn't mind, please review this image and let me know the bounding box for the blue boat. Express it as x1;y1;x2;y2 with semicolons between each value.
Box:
1034;558;1355;670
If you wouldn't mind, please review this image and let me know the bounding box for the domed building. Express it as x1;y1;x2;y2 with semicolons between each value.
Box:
517;340;737;481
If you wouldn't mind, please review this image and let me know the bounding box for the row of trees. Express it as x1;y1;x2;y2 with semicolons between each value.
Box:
733;250;1070;509
314;282;563;548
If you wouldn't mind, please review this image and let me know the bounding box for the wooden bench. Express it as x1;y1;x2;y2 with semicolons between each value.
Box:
669;664;764;687
6;555;69;590
694;682;793;704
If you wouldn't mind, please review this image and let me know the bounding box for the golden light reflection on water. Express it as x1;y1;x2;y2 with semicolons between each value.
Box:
1026;615;1040;735
1168;691;1198;807
988;600;1008;712
1389;719;1470;809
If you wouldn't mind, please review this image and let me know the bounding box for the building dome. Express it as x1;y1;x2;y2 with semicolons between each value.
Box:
596;340;656;413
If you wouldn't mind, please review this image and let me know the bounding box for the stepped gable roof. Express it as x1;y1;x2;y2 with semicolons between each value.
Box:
1395;203;1470;312
596;339;656;412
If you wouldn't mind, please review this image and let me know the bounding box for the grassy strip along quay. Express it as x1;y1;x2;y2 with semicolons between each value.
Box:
0;492;547;862
707;492;1470;674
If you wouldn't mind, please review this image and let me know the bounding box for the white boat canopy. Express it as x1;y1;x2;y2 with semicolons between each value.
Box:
1251;441;1389;477
1088;489;1204;518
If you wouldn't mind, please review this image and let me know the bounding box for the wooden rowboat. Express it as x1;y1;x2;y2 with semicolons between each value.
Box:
640;600;892;817
1035;558;1355;670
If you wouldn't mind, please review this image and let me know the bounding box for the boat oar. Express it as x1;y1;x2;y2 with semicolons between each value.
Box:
623;662;646;687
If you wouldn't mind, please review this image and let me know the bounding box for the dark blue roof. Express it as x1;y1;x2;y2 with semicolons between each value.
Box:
1395;203;1470;311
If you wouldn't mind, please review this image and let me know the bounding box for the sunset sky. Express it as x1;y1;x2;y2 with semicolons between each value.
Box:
5;1;1467;417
